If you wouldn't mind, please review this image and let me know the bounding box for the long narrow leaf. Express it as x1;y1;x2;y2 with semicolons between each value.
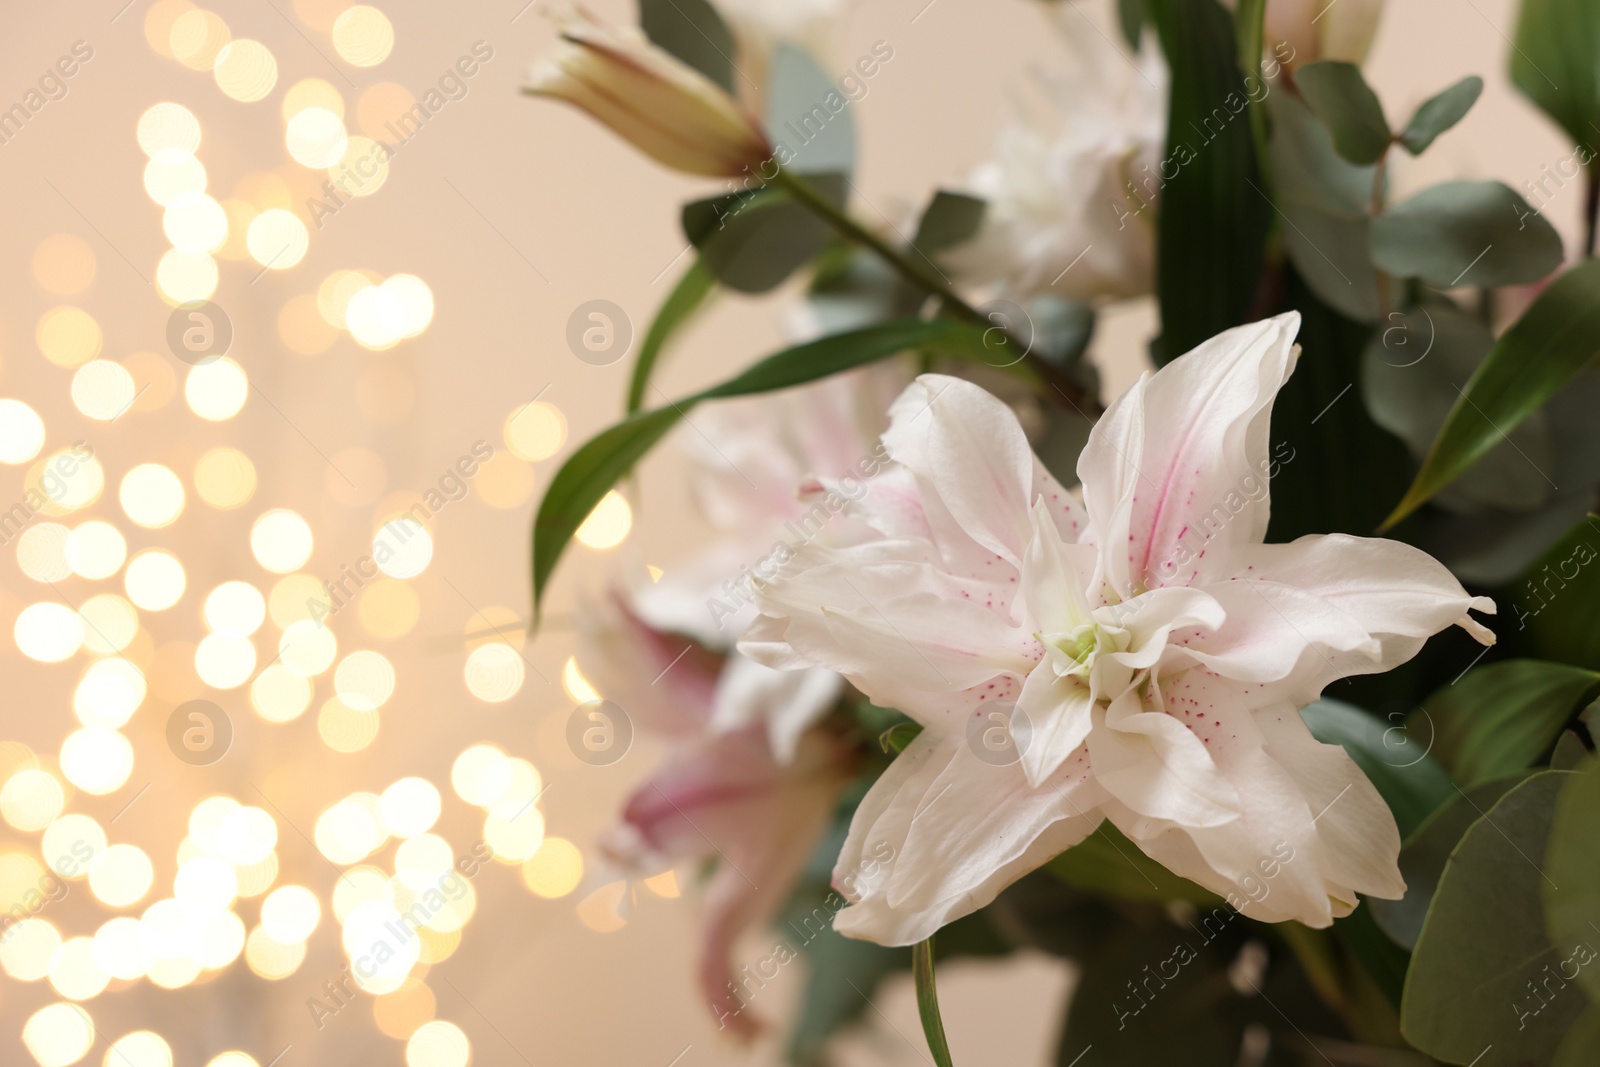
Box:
627;259;715;413
1383;259;1600;528
531;317;986;617
912;938;954;1067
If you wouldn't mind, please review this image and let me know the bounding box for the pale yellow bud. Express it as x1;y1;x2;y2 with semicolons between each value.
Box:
525;11;772;178
1264;0;1385;67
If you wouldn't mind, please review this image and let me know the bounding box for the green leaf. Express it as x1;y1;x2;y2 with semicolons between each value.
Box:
1264;88;1380;321
1402;771;1581;1066
1399;76;1484;155
785;928;906;1065
1423;660;1600;787
1511;0;1600;150
626;259;715;414
1383;259;1600;528
1369;774;1527;950
1556;1005;1600;1067
1551;729;1591;770
1513;516;1600;671
1233;0;1269;160
637;0;735;92
682;173;847;293
1369;180;1563;290
1363;301;1553;513
1046;821;1221;907
1266;265;1414;544
1117;0;1144;50
765;44;855;175
1295;61;1392;165
532;318;985;615
1055;918;1252;1066
912;191;985;255
1144;0;1270;362
1301;699;1455;837
1234;0;1266;82
1543;758;1600;1002
912;939;954;1067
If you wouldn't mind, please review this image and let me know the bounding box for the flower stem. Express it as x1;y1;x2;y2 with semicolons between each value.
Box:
912;937;956;1067
771;167;1102;414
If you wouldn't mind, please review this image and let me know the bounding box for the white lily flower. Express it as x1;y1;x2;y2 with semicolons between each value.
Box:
740;312;1495;945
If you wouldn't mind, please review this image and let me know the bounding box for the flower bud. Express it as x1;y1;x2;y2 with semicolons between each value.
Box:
524;11;773;177
1264;0;1385;67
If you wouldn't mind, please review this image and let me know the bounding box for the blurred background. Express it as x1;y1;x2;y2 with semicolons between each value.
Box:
0;0;1578;1064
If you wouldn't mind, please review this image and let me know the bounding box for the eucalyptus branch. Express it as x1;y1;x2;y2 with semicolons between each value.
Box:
771;167;1103;415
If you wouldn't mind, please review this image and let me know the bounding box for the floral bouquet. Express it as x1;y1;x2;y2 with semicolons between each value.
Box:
524;1;1600;1064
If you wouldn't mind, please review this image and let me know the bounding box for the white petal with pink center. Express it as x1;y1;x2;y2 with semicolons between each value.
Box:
743;312;1494;945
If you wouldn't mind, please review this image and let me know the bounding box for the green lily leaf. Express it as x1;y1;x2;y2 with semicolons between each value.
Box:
1512;516;1600;671
1144;0;1270;362
1557;1007;1600;1067
1399;76;1484;155
1511;0;1600;150
1402;771;1580;1066
1296;60;1392;165
626;259;715;413
1422;659;1600;787
1363;301;1553;514
1384;259;1600;528
532;318;986;617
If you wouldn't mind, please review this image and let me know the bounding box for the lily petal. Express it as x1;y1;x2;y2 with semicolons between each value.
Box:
1079;313;1301;594
831;731;1103;945
884;375;1039;566
1091;690;1242;826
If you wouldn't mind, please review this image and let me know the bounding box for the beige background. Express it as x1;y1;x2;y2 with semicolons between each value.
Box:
0;0;1576;1064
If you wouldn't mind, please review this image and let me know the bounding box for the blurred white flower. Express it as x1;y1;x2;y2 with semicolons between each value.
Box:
741;313;1496;946
576;363;908;1032
949;10;1167;302
524;8;771;177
